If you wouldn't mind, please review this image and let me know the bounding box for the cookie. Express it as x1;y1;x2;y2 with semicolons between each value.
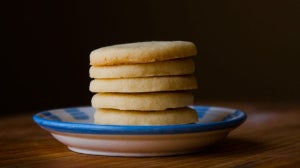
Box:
94;107;198;125
90;41;197;66
89;58;195;79
91;92;194;111
89;75;197;93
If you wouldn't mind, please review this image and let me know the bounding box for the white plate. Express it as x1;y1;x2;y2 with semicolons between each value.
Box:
33;106;246;157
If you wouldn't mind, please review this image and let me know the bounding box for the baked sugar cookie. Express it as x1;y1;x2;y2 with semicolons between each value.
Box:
89;41;198;126
91;92;194;111
94;108;198;125
90;41;197;65
89;58;195;79
89;75;197;93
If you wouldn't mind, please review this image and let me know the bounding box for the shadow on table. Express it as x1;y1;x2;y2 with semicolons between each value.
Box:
191;137;266;157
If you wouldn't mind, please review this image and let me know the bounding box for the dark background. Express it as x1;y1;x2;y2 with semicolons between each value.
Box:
2;0;300;114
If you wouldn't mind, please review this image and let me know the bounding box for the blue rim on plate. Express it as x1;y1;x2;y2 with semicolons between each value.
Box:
33;106;247;135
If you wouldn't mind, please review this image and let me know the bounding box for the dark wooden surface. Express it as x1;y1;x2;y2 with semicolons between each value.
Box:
1;101;299;168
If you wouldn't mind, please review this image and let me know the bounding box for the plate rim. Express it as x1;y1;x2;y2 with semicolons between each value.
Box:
33;105;247;135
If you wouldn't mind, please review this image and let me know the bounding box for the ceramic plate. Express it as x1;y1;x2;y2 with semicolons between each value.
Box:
33;106;246;157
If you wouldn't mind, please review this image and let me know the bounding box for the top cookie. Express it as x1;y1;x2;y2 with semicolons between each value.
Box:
90;41;197;65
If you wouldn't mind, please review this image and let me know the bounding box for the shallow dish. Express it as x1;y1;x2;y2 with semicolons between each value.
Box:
33;106;246;157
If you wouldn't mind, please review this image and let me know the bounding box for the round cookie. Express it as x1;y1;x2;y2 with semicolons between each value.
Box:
94;108;198;125
91;92;194;111
89;75;197;93
90;41;197;66
89;58;195;79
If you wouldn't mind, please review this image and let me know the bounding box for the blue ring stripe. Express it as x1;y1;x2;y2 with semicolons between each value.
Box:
33;106;247;135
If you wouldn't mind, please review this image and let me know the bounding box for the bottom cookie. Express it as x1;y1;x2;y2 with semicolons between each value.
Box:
94;108;198;125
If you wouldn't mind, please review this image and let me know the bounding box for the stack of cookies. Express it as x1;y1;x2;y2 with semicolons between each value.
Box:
89;41;198;125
